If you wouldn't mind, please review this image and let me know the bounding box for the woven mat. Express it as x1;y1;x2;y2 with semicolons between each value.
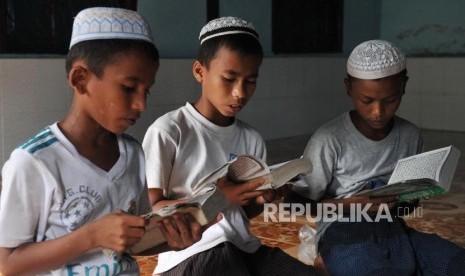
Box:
136;193;465;275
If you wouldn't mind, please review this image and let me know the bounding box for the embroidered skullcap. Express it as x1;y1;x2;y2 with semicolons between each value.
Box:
69;7;154;49
199;16;259;45
347;39;406;79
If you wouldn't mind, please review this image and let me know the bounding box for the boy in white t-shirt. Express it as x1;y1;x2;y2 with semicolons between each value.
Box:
0;7;203;275
143;17;316;275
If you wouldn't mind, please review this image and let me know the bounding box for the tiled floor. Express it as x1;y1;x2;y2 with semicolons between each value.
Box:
137;129;465;275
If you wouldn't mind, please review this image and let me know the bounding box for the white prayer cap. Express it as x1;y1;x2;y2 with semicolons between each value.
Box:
199;16;259;45
69;7;154;49
347;39;406;79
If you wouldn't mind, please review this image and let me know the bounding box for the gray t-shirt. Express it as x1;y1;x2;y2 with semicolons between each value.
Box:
294;112;422;248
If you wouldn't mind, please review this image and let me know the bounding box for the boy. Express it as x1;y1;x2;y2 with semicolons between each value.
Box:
293;39;465;275
0;7;203;275
143;17;315;275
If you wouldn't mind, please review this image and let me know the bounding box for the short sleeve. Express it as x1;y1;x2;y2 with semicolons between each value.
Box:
293;131;337;201
255;136;267;162
142;124;177;191
0;150;49;247
137;182;152;215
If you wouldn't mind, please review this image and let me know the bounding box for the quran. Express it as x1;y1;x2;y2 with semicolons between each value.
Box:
194;154;312;192
356;146;461;202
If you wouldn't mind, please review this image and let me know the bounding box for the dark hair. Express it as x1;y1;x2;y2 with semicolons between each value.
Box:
197;34;263;68
65;39;159;78
347;69;408;82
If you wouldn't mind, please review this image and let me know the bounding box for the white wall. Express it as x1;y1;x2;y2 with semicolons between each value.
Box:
0;57;350;166
397;58;465;129
2;57;465;166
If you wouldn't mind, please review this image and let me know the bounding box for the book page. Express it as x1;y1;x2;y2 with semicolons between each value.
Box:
388;150;448;184
193;162;230;191
193;155;268;191
357;146;461;201
227;155;269;182
438;146;461;191
258;158;312;190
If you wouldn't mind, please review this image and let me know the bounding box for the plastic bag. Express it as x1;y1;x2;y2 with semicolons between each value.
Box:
297;224;317;265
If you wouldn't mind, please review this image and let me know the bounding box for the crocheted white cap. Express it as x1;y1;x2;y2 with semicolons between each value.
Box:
347;40;406;79
69;7;154;49
199;16;259;45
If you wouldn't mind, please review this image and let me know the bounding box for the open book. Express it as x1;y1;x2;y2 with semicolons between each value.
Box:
356;146;461;202
129;155;312;255
194;155;312;192
128;185;228;255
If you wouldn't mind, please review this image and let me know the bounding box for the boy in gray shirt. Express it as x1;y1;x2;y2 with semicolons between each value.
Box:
294;40;465;275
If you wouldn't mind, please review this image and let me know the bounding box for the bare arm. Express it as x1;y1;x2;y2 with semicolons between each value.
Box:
243;184;293;219
149;188;188;211
215;176;275;219
0;211;145;276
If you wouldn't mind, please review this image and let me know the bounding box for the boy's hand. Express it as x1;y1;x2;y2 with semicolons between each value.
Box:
89;210;146;253
215;175;265;205
255;184;293;204
157;213;222;250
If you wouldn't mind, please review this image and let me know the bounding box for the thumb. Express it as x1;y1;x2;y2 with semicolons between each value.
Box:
245;177;266;190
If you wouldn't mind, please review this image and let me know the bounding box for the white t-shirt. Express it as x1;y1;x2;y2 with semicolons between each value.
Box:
143;102;267;273
0;123;151;276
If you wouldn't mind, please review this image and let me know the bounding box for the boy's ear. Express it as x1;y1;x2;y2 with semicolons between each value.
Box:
402;76;409;94
344;78;352;97
192;60;204;83
68;65;89;94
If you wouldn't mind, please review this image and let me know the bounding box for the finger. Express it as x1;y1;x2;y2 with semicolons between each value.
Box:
241;190;265;200
173;214;194;243
157;221;169;238
239;177;266;192
157;220;184;249
240;198;252;205
216;175;237;189
183;214;202;242
255;195;267;205
157;221;179;248
126;225;146;239
124;236;145;247
160;217;180;237
113;209;125;215
120;214;147;228
263;189;276;201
